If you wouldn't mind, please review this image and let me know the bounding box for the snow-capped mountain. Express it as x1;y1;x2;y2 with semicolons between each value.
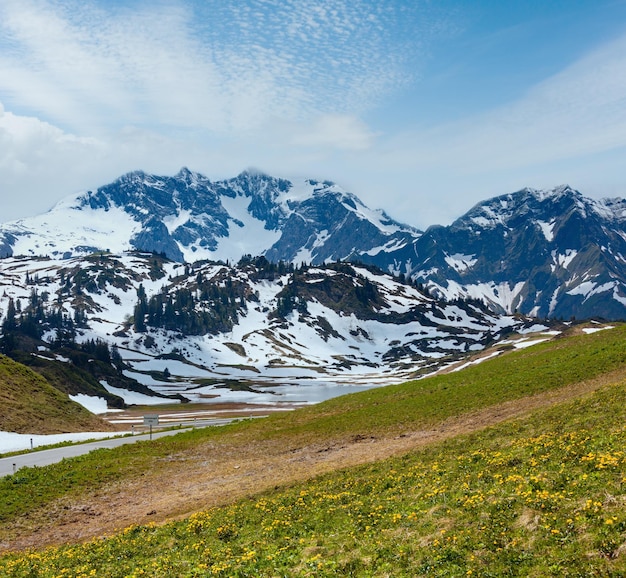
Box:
0;254;537;406
0;168;418;265
361;186;626;321
1;169;625;321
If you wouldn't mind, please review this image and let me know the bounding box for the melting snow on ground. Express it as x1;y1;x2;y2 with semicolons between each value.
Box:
582;325;614;334
69;394;110;414
101;381;178;406
450;350;502;372
512;338;550;349
0;431;129;455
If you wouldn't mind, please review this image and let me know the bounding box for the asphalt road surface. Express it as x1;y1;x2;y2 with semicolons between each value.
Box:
0;418;235;478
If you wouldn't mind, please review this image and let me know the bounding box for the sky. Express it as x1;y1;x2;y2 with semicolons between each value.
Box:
2;0;626;229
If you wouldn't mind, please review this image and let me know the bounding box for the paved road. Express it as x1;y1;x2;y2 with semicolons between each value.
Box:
0;418;235;478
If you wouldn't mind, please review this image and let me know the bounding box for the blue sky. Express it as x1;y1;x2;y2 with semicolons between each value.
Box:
1;0;626;228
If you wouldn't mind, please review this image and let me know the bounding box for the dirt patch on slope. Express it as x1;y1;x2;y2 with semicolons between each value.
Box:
2;366;625;553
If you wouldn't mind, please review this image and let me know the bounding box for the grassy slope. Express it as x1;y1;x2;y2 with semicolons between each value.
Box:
6;370;625;576
0;355;112;434
252;324;626;441
1;325;626;575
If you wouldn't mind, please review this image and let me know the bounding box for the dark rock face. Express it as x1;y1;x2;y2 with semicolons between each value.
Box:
0;233;15;258
130;218;184;262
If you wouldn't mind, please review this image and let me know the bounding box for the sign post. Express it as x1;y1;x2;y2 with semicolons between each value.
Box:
143;414;159;440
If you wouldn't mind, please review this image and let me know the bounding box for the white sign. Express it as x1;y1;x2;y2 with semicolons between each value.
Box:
143;414;159;427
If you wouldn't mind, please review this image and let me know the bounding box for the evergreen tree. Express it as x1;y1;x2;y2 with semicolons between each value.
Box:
0;298;17;353
111;344;123;366
2;298;17;332
134;284;148;332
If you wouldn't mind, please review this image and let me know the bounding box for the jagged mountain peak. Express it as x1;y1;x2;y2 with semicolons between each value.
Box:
236;166;271;180
354;183;626;320
175;166;195;179
528;184;578;200
220;169;292;202
523;184;626;224
455;184;592;232
0;168;419;266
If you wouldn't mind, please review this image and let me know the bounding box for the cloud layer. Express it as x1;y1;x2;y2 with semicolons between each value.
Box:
1;1;626;228
0;0;431;220
0;0;414;134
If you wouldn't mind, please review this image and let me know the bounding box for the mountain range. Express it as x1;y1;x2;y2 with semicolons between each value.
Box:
0;168;417;267
1;168;625;321
364;185;626;321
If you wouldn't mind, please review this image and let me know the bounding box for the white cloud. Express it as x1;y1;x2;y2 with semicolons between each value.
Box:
0;0;428;221
0;0;413;135
0;109;104;219
290;115;376;151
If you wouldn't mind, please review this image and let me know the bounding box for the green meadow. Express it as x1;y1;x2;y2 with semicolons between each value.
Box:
1;325;625;576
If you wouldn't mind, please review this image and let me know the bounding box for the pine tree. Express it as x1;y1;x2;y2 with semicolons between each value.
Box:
2;298;17;332
134;284;148;332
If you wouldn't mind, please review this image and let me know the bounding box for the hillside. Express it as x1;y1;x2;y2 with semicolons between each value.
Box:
1;323;625;576
0;254;534;408
0;355;114;434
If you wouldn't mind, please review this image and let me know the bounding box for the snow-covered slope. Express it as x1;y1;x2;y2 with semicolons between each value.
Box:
0;253;538;405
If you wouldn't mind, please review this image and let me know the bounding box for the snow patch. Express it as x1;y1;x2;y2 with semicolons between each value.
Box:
517;325;554;334
69;394;109;414
444;253;477;273
0;431;128;454
436;280;525;314
101;381;177;406
582;325;614;334
192;194;281;263
567;281;615;302
163;209;193;234
507;338;551;349
450;350;502;372
364;237;409;257
613;285;626;306
536;220;555;242
552;249;578;269
548;287;560;317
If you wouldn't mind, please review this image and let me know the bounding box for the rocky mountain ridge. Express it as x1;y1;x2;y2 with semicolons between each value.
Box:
361;185;626;320
0;168;418;266
1;169;625;320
